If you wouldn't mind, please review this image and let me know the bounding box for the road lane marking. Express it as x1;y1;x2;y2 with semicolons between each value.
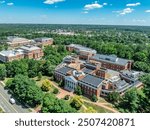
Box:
0;93;18;113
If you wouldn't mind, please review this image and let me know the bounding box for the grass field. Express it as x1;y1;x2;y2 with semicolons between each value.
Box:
84;102;112;113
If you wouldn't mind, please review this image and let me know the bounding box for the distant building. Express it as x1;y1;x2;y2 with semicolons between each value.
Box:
66;44;133;71
0;45;43;62
34;37;53;47
7;36;32;47
66;44;97;60
20;45;44;59
0;49;24;62
90;54;133;71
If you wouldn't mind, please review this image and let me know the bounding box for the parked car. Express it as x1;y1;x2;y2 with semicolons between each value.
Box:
9;98;16;104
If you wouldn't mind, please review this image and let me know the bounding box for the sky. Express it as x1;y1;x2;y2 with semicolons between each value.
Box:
0;0;150;25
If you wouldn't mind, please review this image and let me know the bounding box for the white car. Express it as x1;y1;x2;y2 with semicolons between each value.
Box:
9;98;16;104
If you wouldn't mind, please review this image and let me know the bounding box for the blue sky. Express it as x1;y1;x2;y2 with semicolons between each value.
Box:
0;0;150;25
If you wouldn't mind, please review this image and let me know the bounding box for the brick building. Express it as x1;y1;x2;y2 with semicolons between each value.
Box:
78;74;103;97
90;54;132;71
20;45;44;59
0;45;44;62
54;54;142;98
34;37;53;47
7;36;32;47
66;44;97;60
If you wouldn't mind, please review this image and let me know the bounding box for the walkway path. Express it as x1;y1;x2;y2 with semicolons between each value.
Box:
83;100;119;113
49;80;119;113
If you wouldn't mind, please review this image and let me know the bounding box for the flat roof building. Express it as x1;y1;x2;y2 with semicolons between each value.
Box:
7;36;32;47
90;54;133;71
0;45;43;62
34;37;53;47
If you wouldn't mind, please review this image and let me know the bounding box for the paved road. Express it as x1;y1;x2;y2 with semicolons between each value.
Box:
0;85;30;113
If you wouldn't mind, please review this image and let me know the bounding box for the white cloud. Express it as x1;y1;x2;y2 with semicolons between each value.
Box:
82;11;89;14
103;3;107;6
7;3;14;6
126;2;140;7
145;10;150;13
0;1;5;4
84;1;103;10
114;8;134;15
44;0;65;5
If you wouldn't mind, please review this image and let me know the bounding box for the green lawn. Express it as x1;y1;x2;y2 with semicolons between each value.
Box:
84;102;112;113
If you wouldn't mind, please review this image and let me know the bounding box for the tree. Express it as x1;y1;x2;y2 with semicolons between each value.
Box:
28;59;42;78
64;95;70;100
0;64;6;80
91;95;98;102
84;107;97;113
37;72;42;81
6;60;28;77
74;86;82;95
108;91;120;104
118;89;139;113
70;96;83;110
42;61;55;76
133;61;150;73
6;74;43;107
133;52;147;62
41;79;52;92
140;74;150;99
53;88;59;94
41;94;76;113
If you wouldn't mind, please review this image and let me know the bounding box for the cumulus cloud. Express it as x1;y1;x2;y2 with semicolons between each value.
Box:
126;2;140;7
7;3;14;6
114;8;134;15
84;1;103;10
145;10;150;13
44;0;65;5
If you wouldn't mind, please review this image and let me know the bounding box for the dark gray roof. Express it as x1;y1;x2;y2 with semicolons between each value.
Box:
56;66;75;75
82;68;94;74
79;74;103;88
85;63;97;69
113;80;129;90
120;70;141;80
91;54;131;66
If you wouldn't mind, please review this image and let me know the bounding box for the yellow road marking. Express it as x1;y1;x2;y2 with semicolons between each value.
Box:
0;92;18;113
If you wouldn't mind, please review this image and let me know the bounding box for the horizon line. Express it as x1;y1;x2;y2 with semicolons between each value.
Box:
0;23;150;27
